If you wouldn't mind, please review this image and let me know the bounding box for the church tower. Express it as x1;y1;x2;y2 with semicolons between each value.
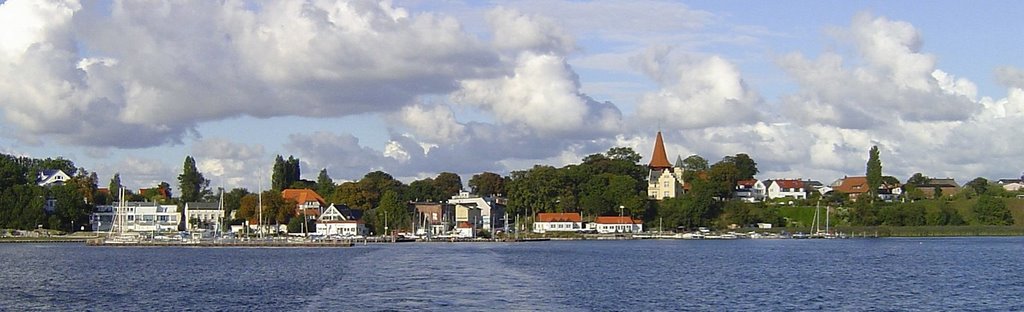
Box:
647;131;685;200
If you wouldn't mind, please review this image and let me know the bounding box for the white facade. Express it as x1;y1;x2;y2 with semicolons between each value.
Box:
316;204;367;236
766;180;807;200
37;169;71;187
455;222;475;238
592;223;643;234
533;221;583;233
1002;182;1024;192
734;180;766;203
447;192;505;231
185;202;224;231
591;217;643;234
92;202;180;232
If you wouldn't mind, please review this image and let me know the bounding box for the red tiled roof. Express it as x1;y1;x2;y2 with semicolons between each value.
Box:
282;189;325;206
457;221;473;229
737;179;757;187
594;216;642;224
834;176;869;194
648;131;672;169
537;212;582;222
319;220;363;224
773;179;804;189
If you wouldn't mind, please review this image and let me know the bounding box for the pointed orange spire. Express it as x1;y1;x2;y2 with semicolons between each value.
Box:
648;131;672;169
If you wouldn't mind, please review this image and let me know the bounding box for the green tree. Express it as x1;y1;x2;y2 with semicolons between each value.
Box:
433;172;463;199
0;155;28;190
606;147;642;163
316;169;335;199
108;173;122;204
907;172;929;185
866;145;882;201
177;156;210;203
681;154;709;182
50;184;90;231
469;172;505;197
223;188;249;223
271;155;301;191
377;190;410;233
706;161;740;199
972;195;1013;225
406;178;442;202
965;177;989;195
506;165;561;218
723;153;758;180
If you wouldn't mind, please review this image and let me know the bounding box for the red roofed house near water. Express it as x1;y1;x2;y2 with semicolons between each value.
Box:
533;212;583;233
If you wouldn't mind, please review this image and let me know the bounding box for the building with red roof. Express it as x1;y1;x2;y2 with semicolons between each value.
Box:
533;212;583;233
765;179;806;200
282;189;326;219
647;131;686;200
591;216;643;234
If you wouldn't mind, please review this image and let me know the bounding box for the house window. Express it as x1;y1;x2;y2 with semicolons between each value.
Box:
663;181;669;187
664;191;669;197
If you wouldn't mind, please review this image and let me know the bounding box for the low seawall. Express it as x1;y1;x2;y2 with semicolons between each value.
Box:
86;239;355;247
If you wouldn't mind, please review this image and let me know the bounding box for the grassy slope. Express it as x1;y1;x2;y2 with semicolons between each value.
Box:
776;198;1024;236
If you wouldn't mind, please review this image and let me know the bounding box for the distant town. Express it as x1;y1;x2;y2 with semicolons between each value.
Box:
2;131;1023;242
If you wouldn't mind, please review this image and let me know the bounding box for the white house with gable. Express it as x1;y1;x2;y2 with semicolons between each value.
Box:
316;203;367;237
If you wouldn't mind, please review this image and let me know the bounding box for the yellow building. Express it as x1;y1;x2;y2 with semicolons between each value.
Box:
647;131;685;200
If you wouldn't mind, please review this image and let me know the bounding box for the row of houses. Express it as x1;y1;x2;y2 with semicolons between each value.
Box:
532;213;643;234
646;131;1024;204
88;188;510;238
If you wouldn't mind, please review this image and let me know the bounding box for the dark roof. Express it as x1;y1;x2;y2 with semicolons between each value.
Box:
329;203;363;220
186;202;220;210
921;178;959;188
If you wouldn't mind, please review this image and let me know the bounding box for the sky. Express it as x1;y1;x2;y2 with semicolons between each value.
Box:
1;0;1023;192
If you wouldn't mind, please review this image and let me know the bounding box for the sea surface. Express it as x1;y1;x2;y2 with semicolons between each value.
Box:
1;237;1022;311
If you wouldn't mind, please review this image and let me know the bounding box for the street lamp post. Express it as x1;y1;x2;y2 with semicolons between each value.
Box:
619;205;624;233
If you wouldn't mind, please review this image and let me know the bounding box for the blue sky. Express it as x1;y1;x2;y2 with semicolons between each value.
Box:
1;0;1023;192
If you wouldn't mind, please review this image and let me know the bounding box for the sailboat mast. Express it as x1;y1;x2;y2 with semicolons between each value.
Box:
258;171;263;239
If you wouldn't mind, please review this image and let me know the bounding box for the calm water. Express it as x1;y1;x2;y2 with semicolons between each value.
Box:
1;237;1022;311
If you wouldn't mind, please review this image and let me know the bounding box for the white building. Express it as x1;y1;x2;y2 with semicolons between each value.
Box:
91;202;180;233
316;204;367;237
37;169;71;187
734;179;766;202
448;191;505;231
765;179;807;200
185;202;224;231
998;179;1024;192
533;212;584;233
455;221;475;238
591;216;643;234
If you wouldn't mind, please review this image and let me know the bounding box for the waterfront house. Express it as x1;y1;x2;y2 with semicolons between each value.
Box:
591;216;643;234
282;189;326;220
734;179;766;202
455;221;475;238
91;202;180;232
316;203;367;237
454;203;483;232
411;202;454;236
647;131;685;200
184;202;224;231
533;212;583;233
448;191;505;231
765;179;806;200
